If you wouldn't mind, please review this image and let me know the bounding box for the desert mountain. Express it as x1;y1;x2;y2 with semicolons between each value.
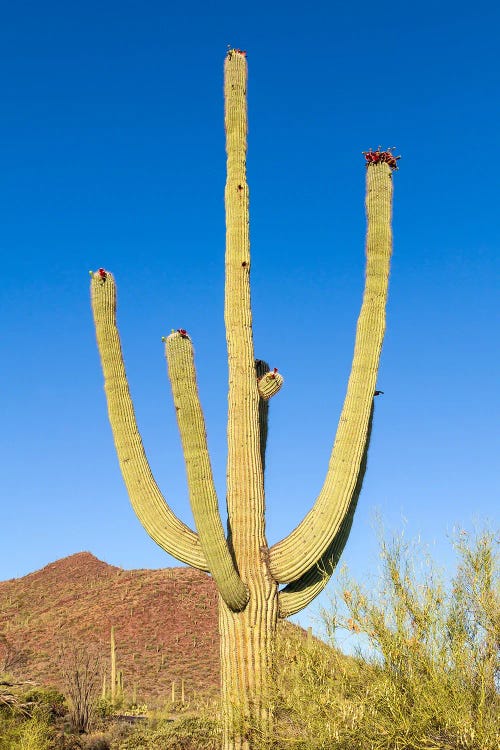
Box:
0;552;221;704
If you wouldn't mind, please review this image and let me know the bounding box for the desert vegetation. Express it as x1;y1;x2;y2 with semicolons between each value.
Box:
271;528;499;750
1;529;497;749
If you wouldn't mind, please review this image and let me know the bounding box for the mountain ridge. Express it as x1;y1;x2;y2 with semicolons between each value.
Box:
0;552;221;704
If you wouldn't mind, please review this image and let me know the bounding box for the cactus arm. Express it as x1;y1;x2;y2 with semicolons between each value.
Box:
224;51;267;572
255;360;270;473
278;515;354;618
165;331;249;611
269;161;394;583
257;368;284;401
277;403;374;617
90;271;208;570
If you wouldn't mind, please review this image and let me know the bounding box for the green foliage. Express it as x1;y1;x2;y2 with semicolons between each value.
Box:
95;697;115;719
24;686;66;718
0;683;63;749
18;707;53;750
0;717;22;750
269;529;499;750
0;708;53;750
118;715;220;750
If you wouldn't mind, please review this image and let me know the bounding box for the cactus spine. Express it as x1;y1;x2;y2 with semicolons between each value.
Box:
91;50;396;750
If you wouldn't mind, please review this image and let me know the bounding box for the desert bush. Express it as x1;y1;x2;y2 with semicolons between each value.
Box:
0;705;53;750
0;717;22;750
78;733;111;750
117;714;220;750
269;528;499;750
59;644;102;733
95;696;115;719
24;685;66;718
0;684;60;750
103;720;137;747
17;706;54;750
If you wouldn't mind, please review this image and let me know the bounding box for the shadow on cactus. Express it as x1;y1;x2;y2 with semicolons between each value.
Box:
90;48;398;750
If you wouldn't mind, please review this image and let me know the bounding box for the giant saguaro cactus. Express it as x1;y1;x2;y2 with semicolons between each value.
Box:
90;49;398;750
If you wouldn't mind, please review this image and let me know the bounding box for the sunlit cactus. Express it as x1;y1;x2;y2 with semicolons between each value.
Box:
90;48;397;750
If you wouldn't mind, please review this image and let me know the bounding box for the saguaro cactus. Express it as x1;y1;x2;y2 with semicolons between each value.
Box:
110;625;117;706
91;50;398;750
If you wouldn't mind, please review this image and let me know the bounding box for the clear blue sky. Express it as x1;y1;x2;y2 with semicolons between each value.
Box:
0;1;498;628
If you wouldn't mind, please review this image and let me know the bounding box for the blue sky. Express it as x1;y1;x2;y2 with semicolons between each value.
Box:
0;1;498;629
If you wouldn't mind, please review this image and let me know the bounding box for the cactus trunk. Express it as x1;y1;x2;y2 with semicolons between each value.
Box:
219;590;278;750
219;51;280;749
90;49;397;750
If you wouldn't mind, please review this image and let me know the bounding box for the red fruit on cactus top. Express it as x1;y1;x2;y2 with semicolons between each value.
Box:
363;148;400;170
98;268;107;278
178;329;188;337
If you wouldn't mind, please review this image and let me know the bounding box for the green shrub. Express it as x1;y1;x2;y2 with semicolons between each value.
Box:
118;715;220;750
270;529;499;750
23;686;66;718
0;686;60;750
95;697;115;719
0;716;22;750
18;709;53;750
78;733;111;750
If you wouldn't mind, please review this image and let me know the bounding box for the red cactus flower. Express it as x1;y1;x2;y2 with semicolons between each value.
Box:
383;152;400;169
363;148;400;171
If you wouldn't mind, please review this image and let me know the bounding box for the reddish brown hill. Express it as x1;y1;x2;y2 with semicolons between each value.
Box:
0;553;221;705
